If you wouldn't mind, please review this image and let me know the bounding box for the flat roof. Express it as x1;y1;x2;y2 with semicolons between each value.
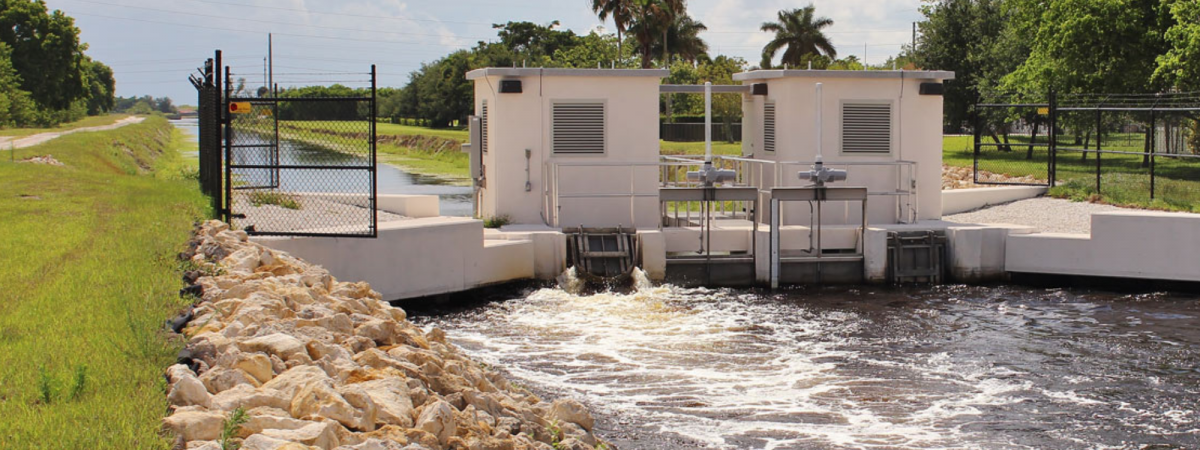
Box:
733;70;955;81
466;68;670;80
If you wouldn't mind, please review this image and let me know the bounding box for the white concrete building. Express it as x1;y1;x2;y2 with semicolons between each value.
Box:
735;70;955;226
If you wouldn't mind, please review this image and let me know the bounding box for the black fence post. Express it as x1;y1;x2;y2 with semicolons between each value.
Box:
1049;90;1057;187
973;110;982;184
223;65;233;224
1150;109;1156;200
1095;108;1102;194
370;64;378;237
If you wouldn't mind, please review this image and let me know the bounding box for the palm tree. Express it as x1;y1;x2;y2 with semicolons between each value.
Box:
627;0;686;68
590;0;632;61
649;14;708;64
760;5;837;69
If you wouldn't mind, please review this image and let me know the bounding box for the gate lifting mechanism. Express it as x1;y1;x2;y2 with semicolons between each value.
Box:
769;83;868;288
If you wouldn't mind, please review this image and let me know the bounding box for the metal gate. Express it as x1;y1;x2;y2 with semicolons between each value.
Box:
222;65;378;237
972;93;1057;187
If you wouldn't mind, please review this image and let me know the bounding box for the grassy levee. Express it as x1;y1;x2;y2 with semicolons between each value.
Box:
944;135;1200;212
0;117;207;449
281;120;745;180
0;114;133;138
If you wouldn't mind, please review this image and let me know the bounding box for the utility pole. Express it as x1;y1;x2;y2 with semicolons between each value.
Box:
912;22;917;53
268;33;274;96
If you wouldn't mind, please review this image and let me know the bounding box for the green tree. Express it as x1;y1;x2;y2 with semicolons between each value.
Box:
0;0;88;110
648;14;708;64
627;0;685;68
0;42;36;126
1154;0;1200;91
83;58;114;115
759;5;836;69
590;0;633;60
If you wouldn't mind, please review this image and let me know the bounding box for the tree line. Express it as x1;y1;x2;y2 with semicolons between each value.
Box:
0;0;115;128
915;0;1200;136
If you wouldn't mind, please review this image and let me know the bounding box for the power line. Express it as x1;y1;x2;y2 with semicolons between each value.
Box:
69;12;474;49
62;0;492;42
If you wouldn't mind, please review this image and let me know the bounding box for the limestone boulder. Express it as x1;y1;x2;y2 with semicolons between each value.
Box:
167;368;212;408
548;399;594;433
260;421;341;449
239;333;307;361
355;378;415;427
416;400;456;446
163;409;225;441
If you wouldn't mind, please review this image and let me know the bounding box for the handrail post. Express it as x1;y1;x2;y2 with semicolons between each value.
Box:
1150;109;1156;200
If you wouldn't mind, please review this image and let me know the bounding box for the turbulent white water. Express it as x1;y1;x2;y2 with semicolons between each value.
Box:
416;283;1200;449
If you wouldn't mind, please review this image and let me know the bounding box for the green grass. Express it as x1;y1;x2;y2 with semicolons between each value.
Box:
0;117;208;449
248;191;301;209
659;140;742;156
943;134;1200;212
0;114;133;137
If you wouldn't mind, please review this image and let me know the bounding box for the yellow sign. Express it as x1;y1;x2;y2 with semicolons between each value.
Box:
228;102;252;114
1037;107;1050;116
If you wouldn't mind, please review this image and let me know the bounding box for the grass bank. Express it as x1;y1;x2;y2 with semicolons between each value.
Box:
286;121;745;179
0;114;132;138
0;117;208;449
944;135;1200;212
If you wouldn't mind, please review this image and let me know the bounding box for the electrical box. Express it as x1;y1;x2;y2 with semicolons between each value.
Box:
919;82;945;96
499;79;523;94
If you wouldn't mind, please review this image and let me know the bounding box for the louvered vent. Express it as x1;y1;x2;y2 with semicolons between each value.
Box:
764;101;776;152
842;102;892;154
552;102;605;155
480;100;488;153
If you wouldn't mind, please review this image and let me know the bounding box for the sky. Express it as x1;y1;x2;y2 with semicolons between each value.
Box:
42;0;927;104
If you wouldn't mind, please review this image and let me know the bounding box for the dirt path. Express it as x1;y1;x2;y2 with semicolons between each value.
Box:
0;116;145;150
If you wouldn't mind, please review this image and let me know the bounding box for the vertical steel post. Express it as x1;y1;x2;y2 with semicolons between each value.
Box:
1150;110;1156;200
214;50;223;217
1095;108;1102;194
1049;90;1057;187
223;65;233;224
972;111;982;184
370;64;378;237
770;197;779;289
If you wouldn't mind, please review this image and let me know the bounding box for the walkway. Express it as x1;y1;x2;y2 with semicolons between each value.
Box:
0;116;145;150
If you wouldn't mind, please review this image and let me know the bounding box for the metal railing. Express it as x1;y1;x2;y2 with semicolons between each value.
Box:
542;154;920;228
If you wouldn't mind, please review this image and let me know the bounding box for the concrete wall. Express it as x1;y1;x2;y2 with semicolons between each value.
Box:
256;217;535;301
735;71;953;226
942;187;1047;215
376;194;441;218
1007;211;1200;282
470;68;667;229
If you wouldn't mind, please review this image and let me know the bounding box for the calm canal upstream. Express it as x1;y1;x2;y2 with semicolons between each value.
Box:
170;118;474;216
413;283;1200;449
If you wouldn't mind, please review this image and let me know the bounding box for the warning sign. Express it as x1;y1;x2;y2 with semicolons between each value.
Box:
229;102;252;114
1037;107;1050;116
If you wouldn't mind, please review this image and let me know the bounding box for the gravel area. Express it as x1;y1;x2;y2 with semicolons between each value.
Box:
943;197;1133;234
233;194;406;234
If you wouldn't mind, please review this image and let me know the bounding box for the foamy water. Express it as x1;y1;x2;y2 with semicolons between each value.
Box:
414;282;1200;449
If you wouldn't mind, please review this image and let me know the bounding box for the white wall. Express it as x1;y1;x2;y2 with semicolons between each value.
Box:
942;187;1047;215
1007;211;1200;282
735;71;952;226
471;69;666;229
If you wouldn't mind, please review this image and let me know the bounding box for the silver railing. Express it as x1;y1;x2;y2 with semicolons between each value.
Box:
542;155;920;228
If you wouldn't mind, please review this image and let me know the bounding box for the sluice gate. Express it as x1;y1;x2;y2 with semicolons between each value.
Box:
566;227;639;280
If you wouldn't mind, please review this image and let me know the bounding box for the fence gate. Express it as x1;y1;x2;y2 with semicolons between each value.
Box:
222;65;378;237
972;95;1056;187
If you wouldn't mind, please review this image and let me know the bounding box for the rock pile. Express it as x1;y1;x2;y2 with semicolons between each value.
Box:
942;165;1043;190
165;220;608;450
19;154;65;166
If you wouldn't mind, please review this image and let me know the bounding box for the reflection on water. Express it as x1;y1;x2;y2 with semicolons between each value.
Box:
414;284;1200;449
168;119;473;216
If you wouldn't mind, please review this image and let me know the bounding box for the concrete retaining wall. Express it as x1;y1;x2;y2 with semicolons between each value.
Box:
1007;211;1200;282
942;186;1047;215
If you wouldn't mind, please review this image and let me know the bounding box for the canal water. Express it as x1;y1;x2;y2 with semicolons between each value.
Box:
413;283;1200;449
170;119;474;216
